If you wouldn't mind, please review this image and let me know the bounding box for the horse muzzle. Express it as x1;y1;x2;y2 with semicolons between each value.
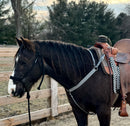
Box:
8;76;26;98
11;87;25;98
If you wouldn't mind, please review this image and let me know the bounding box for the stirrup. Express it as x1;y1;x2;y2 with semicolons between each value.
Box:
119;100;128;117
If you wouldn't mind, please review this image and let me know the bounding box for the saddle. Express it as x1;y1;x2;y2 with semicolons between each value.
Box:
94;39;130;117
114;39;130;117
94;42;118;74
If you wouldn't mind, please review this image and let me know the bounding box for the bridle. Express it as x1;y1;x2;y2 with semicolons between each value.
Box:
10;50;44;126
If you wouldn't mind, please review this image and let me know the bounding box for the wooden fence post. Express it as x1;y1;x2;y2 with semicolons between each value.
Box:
50;78;58;116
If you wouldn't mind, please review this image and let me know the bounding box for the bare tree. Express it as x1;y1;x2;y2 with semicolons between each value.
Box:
11;0;22;38
10;0;36;38
126;4;130;15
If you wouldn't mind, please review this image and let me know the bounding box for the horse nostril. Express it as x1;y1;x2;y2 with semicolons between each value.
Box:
11;89;18;97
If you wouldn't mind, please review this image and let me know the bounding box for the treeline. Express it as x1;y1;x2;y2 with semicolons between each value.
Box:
0;0;130;46
0;0;43;44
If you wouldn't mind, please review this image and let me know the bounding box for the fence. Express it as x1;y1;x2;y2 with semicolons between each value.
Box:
0;46;72;125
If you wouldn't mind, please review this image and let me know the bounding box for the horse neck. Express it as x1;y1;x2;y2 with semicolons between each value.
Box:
39;41;94;89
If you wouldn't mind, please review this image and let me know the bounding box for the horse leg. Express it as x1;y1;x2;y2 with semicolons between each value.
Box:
66;92;88;126
96;105;111;126
72;108;88;126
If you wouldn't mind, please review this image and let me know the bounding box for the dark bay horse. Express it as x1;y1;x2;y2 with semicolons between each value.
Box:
8;38;127;126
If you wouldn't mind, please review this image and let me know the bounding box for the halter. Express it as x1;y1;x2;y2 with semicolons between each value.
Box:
10;51;44;126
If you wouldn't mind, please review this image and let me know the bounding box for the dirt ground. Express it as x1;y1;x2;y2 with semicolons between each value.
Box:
31;106;130;126
34;108;130;126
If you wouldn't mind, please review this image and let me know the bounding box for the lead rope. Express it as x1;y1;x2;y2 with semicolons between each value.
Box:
26;92;31;126
10;52;44;126
26;55;45;126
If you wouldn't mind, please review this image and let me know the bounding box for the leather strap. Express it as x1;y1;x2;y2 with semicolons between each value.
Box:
68;50;105;93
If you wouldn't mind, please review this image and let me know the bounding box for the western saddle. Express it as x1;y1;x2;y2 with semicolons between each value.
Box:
94;35;130;117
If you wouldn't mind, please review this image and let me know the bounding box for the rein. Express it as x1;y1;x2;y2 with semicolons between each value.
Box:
10;52;44;126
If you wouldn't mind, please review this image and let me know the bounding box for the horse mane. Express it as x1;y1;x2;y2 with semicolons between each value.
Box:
36;40;94;80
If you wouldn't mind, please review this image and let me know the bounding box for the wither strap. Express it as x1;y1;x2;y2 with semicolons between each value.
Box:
68;53;105;93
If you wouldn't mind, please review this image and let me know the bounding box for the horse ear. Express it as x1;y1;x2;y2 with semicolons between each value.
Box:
16;38;22;47
20;37;34;51
20;37;30;48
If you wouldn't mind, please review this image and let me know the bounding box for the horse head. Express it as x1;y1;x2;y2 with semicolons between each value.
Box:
8;38;44;97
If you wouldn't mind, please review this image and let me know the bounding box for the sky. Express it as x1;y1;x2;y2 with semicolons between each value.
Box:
33;0;130;20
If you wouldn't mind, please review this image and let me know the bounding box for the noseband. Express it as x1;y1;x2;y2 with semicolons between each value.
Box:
10;51;44;126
